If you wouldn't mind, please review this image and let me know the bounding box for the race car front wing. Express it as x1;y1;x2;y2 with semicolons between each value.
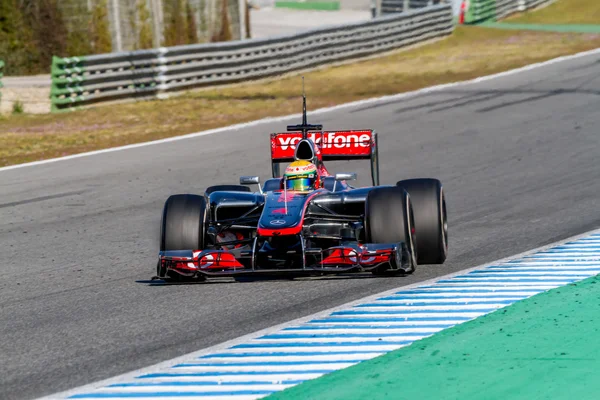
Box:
156;242;412;280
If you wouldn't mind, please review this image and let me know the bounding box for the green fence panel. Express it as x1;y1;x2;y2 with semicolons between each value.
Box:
464;0;554;24
50;56;89;112
465;0;497;24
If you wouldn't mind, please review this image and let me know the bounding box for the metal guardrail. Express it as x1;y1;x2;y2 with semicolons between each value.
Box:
463;0;554;24
524;0;553;9
50;4;453;112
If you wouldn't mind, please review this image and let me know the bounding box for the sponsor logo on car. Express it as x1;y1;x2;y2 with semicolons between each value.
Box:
276;132;371;150
270;219;286;226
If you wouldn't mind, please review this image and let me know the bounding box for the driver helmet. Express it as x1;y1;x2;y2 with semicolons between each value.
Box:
284;160;319;192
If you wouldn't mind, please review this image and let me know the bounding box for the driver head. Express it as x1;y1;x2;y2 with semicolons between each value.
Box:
284;160;319;192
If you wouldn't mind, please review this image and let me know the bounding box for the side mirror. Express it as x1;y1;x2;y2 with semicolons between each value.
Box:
240;176;262;194
334;172;357;181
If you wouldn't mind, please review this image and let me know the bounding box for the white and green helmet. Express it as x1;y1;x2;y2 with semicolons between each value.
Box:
284;160;318;192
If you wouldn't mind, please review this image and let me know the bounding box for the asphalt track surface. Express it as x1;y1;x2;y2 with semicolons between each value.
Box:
1;50;600;399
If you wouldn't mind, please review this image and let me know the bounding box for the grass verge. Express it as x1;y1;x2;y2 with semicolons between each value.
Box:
507;0;600;24
1;26;600;167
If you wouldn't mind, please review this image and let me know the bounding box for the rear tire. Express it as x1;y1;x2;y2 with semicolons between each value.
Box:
396;178;447;265
365;186;416;275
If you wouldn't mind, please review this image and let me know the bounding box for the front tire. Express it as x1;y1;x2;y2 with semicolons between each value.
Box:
160;194;207;251
396;178;447;264
159;194;207;281
365;186;416;275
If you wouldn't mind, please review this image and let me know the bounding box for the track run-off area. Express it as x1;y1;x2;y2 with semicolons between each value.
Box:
1;48;600;399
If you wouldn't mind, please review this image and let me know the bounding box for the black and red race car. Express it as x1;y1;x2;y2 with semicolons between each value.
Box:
155;97;447;281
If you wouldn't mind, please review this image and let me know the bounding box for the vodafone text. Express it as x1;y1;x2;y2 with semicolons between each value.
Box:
278;132;371;150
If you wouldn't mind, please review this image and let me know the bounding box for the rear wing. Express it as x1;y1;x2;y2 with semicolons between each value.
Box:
270;130;380;186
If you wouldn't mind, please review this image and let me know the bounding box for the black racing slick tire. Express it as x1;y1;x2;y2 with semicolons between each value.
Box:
365;186;416;275
205;185;251;195
160;194;207;251
396;178;447;265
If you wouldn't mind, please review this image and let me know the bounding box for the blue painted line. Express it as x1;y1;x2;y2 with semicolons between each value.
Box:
282;324;455;330
505;262;600;266
379;295;528;300
437;278;578;283
513;252;600;255
402;289;543;294
308;316;472;326
200;350;386;359
543;244;600;246
486;263;599;267
139;370;334;378
522;253;600;257
529;256;600;260
548;256;600;258
309;318;473;325
109;380;304;387
460;273;592;278
534;249;600;252
485;266;600;271
332;309;497;315
354;300;516;307
516;256;600;259
69;391;276;398
415;285;550;290
532;254;600;258
232;341;413;348
555;243;600;247
533;248;600;252
458;275;593;279
479;267;600;272
259;333;435;339
174;360;363;367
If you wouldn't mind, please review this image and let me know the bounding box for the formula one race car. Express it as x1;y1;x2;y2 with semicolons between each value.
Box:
155;94;447;282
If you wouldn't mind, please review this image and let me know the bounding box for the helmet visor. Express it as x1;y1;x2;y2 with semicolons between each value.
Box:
285;177;315;191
